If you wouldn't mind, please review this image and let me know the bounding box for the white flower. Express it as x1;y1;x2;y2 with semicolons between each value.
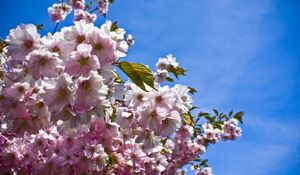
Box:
65;44;100;77
61;20;95;48
135;130;160;149
74;71;108;113
74;9;97;23
149;86;175;109
139;104;168;130
41;73;74;112
6;24;40;60
5;82;30;100
196;167;213;175
48;3;72;22
154;70;168;83
158;110;182;137
100;20;129;58
42;32;74;61
172;84;193;113
26;49;62;80
124;83;148;108
88;28;117;66
126;34;135;46
155;54;179;71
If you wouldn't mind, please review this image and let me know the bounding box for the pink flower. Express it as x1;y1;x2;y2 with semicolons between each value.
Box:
139;105;168;130
74;10;97;23
124;140;148;170
5;82;30;100
124;82;148;108
116;108;136;128
97;0;109;15
62;20;94;48
149;86;175;109
89;29;117;66
222;119;242;140
41;74;73;112
157;110;182;137
154;70;168;83
48;3;72;22
70;0;85;10
100;20;129;58
74;71;108;113
42;32;74;61
172;84;193;113
6;24;40;61
27;49;62;80
83;141;107;161
0;98;28;120
65;44;100;77
195;167;213;175
135;130;160;149
155;54;179;71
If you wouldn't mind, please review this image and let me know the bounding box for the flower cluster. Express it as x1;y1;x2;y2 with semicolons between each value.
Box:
97;0;110;15
48;3;72;22
222;118;242;140
0;1;243;174
48;0;112;23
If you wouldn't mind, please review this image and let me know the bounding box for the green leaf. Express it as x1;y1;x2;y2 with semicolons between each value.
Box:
190;106;199;111
108;0;114;4
36;24;43;31
104;148;119;167
111;21;118;31
160;138;168;145
188;86;197;94
198;112;210;117
200;159;208;167
205;116;215;123
229;110;233;117
169;66;186;78
214;121;223;130
233;111;244;124
213;109;219;116
160;147;171;154
165;76;174;82
182;113;195;126
111;105;117;122
131;63;156;89
113;71;124;83
118;61;156;91
85;1;93;10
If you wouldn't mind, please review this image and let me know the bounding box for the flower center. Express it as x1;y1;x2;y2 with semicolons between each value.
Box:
149;111;157;118
23;40;33;49
137;94;143;101
80;80;91;91
94;43;103;51
36;101;44;109
58;89;68;99
52;46;61;53
38;56;48;66
17;86;25;93
155;95;163;103
77;35;85;44
0;70;4;79
77;56;89;66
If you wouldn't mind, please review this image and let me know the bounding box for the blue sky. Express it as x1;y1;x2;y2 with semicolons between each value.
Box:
1;0;300;174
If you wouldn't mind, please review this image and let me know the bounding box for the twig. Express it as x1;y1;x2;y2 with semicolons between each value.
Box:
90;7;98;13
53;23;60;34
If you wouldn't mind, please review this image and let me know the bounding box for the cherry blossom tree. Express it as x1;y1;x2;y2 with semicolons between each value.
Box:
0;0;244;174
